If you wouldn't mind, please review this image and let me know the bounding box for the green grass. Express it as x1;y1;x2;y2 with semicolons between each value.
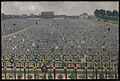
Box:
104;19;119;27
108;20;119;24
96;18;119;27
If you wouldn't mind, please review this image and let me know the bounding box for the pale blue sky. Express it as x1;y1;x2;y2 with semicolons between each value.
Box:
1;1;119;15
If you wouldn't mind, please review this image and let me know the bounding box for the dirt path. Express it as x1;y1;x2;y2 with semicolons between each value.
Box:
2;24;36;39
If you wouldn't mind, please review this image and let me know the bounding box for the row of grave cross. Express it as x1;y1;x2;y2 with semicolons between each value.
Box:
2;53;118;79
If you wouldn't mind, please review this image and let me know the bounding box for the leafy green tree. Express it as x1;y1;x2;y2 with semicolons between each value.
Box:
112;10;119;17
94;9;119;21
106;10;112;19
94;9;100;18
99;9;106;18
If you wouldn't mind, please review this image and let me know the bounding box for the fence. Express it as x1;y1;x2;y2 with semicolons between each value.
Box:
2;54;118;79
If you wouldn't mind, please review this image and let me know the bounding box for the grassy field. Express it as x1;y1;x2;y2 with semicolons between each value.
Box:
107;20;119;27
96;18;119;27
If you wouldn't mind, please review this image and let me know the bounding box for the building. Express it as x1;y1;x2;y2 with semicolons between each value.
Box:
22;14;28;18
79;13;89;19
64;16;79;19
41;12;54;19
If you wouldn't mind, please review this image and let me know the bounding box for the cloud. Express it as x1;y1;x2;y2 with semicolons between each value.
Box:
1;1;119;15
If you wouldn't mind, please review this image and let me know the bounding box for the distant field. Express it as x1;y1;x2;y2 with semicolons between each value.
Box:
96;18;119;27
107;20;119;26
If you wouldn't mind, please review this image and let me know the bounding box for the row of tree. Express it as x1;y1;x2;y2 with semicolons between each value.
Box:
1;13;65;20
1;13;40;20
94;9;119;21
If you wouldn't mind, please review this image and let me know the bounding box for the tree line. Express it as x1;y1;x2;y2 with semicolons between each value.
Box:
94;9;119;21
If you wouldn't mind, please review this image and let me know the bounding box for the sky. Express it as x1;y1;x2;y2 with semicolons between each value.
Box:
1;1;119;15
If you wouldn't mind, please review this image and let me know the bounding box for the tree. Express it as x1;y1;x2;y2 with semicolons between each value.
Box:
1;13;5;16
106;10;112;19
94;9;100;18
99;9;106;18
94;9;119;21
1;13;7;19
112;10;119;20
112;10;119;17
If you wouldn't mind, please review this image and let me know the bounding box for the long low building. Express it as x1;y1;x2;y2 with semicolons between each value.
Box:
41;11;54;19
64;16;79;19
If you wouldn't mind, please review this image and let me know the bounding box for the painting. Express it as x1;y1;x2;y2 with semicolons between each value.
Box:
1;1;119;80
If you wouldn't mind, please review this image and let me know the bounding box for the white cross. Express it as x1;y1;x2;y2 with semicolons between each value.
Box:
14;66;16;69
9;38;11;41
78;46;81;48
55;46;59;49
12;47;15;50
27;49;30;52
102;46;105;48
51;32;53;34
14;46;17;49
82;41;85;44
32;43;35;46
14;36;16;38
81;58;86;63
